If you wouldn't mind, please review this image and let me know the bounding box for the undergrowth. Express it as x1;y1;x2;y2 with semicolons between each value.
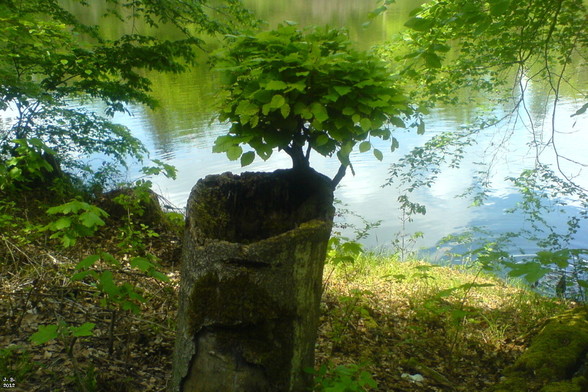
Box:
317;252;572;391
0;188;573;391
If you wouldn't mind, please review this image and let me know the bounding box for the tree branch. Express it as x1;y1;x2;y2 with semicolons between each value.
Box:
331;163;348;188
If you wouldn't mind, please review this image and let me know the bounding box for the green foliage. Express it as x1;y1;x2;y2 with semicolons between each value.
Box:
377;0;587;108
327;237;364;266
0;346;38;380
42;200;109;247
0;0;255;185
1;139;54;187
212;23;416;179
29;320;97;392
310;362;378;392
71;252;145;314
30;321;95;345
330;289;377;346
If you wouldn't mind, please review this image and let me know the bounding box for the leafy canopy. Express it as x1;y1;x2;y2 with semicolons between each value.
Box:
212;24;416;186
0;0;254;185
377;0;587;111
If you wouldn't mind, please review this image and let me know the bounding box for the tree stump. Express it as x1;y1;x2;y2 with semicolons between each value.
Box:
171;168;334;392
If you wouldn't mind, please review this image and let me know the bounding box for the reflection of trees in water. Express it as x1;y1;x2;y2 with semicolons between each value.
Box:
243;0;424;43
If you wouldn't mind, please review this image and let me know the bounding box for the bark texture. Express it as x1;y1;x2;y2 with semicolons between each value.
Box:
171;168;334;392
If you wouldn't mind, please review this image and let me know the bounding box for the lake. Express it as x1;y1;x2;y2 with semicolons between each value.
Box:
8;0;588;261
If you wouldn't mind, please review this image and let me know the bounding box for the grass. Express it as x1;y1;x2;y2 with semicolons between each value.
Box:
316;253;572;391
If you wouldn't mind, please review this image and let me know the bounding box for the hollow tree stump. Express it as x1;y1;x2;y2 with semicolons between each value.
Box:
171;168;334;392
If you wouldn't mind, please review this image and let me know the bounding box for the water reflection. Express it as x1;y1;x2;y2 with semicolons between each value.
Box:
4;0;585;258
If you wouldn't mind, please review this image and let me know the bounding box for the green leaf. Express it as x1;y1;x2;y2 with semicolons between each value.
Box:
390;137;400;152
360;118;372;130
99;271;119;297
571;102;588;117
280;103;291;118
262;103;271;116
417;121;425;135
226;145;243;161
489;0;512;16
71;270;97;281
507;262;550;284
333;86;352;96
269;94;286;109
310;102;329;122
76;254;100;270
101;252;120;267
79;211;105;228
373;148;383;161
359;141;371;152
390;117;406;128
150;270;170;282
240;151;255;166
288;81;306;92
60;235;77;248
130;257;153;272
404;17;433;31
31;324;59;345
235;100;259;116
423;52;442;68
255;144;273;160
315;134;329;146
53;217;72;230
70;322;95;337
342;107;355;116
265;80;288;90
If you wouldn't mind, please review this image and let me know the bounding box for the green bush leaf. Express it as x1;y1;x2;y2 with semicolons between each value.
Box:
71;270;97;281
235;100;259;116
99;271;119;296
390;137;400;152
342;107;355;116
70;322;95;337
130;257;153;272
571;102;588;117
315;134;330;146
226;145;243;161
240;151;255;167
79;211;105;228
373;148;383;161
310;102;329;122
265;80;288;90
359;141;371;153
360;118;372;131
404;17;433;31
280;103;291;118
489;0;512;16
269;94;286;109
333;86;352;96
30;324;59;345
423;52;442;68
76;254;100;270
417;121;426;135
53;217;72;230
150;270;171;282
390;117;406;128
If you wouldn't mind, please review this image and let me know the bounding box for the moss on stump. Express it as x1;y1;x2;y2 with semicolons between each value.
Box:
492;306;588;392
